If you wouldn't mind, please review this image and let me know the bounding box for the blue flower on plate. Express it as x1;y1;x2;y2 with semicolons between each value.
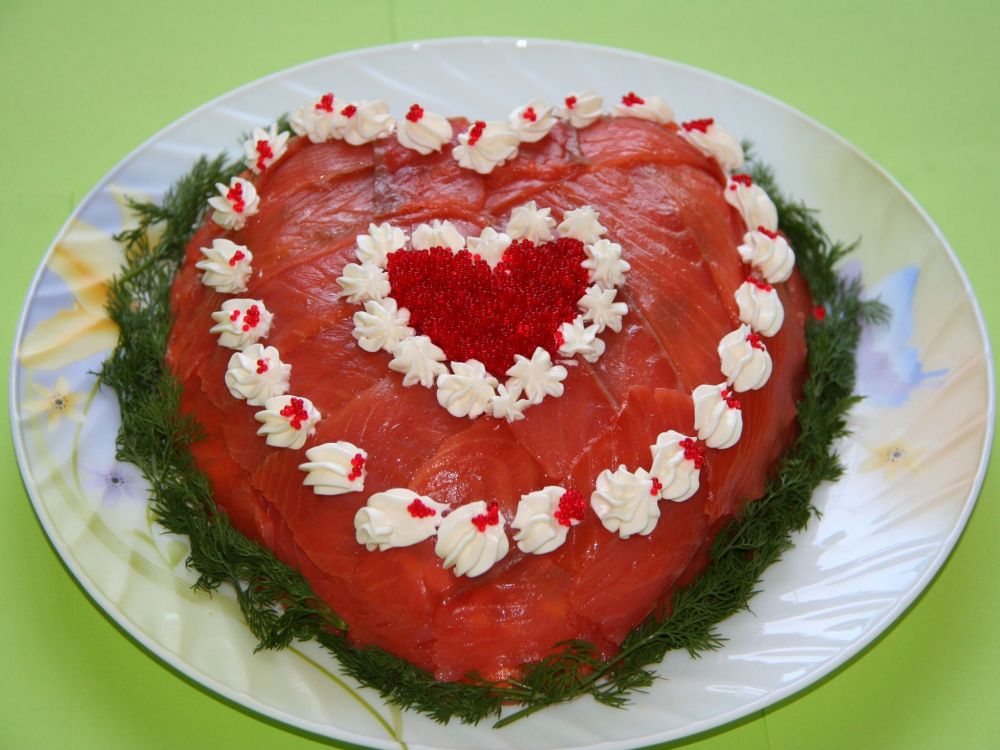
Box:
82;460;150;506
855;264;947;407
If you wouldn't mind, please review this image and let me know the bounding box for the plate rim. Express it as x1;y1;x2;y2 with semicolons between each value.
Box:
9;35;996;750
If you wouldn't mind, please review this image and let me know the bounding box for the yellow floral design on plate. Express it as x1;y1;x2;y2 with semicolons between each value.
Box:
22;376;86;431
858;438;925;481
18;187;160;370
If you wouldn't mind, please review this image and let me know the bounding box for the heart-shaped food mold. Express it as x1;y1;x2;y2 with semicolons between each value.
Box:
166;91;809;682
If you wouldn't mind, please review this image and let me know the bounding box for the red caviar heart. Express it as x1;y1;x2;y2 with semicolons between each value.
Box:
386;238;589;377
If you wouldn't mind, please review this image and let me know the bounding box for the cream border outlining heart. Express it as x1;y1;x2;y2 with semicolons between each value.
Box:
341;203;629;422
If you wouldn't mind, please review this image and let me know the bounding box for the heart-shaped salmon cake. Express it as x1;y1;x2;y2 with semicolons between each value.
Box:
166;92;811;682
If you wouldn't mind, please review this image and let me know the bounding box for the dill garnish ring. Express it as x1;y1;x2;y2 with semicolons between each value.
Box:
99;145;885;727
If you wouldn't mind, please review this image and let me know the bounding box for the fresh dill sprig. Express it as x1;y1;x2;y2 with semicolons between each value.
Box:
99;148;881;727
100;153;346;647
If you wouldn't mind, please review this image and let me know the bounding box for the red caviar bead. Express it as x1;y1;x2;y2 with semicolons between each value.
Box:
721;388;741;410
347;453;367;481
565;95;577;109
682;118;714;133
757;226;779;240
554;489;586;527
229;249;246;266
226;182;246;213
405;103;424;123
279;397;309;430
650;477;663;496
621;91;645;107
315;93;335;112
229;309;241;322
747;332;765;350
407;498;437;519
341;104;357;118
679;437;707;469
255;139;273;172
746;274;773;292
813;305;827;320
471;501;501;532
522;106;537;122
243;305;261;329
730;174;753;188
467;120;487;146
256;358;268;374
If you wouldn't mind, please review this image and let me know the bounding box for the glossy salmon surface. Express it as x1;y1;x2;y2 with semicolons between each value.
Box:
165;118;810;681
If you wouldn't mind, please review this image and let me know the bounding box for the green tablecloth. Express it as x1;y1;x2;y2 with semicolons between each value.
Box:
3;1;997;748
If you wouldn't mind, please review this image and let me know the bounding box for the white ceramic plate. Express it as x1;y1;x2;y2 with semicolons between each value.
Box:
10;38;993;750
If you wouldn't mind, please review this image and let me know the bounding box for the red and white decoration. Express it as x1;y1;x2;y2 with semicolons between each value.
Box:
198;89;799;577
336;202;630;422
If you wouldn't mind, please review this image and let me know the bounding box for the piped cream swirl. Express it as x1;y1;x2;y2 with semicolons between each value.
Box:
254;395;321;450
299;441;367;495
649;431;702;502
692;383;743;449
243;124;289;174
735;279;785;337
337;262;390;304
582;239;630;287
389;335;448;388
352;298;414;354
290;93;346;143
557;90;604;128
411;220;465;252
505;347;567;404
196;238;253;293
511;486;582;554
466;227;511;268
209;299;273;350
737;229;795;284
225;343;290;406
356;222;408;267
718;325;773;392
506;201;555;243
611;92;673;124
725;176;778;233
355;489;450;551
557;317;605;363
435;501;509;577
508;100;557;143
590;466;659;538
208;177;259;231
436;360;498;419
340;100;395;145
452;120;519;174
396;105;452;154
557;206;607;243
579;285;628;333
679;119;744;173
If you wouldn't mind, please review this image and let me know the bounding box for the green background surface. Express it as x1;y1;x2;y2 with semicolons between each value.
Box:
3;1;998;748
